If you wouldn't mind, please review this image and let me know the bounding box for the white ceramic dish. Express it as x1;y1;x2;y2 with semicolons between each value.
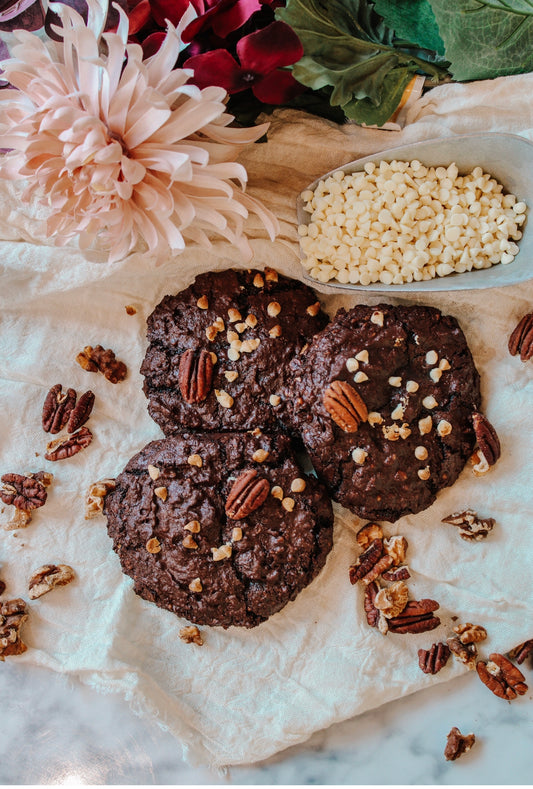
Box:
296;132;533;292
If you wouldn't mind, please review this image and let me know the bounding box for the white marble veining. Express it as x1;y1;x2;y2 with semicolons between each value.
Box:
1;659;531;784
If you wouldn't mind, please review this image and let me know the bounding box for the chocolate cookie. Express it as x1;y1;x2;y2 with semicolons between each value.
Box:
104;431;333;628
284;304;481;522
140;268;328;434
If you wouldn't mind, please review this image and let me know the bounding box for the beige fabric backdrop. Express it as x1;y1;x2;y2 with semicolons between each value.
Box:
1;72;532;767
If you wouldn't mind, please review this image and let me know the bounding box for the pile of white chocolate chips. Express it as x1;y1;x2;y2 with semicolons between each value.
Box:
298;160;527;285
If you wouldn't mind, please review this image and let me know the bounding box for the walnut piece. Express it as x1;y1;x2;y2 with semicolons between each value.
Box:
383;534;408;565
356;522;383;550
0;599;28;660
85;478;116;519
179;625;203;646
3;507;32;531
0;472;48;511
28;564;75;599
444;727;476;761
76;345;127;383
447;636;478;670
374;580;409;618
442;509;495;541
453;622;487;645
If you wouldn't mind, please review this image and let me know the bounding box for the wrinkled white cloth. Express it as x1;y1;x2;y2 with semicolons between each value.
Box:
1;72;533;768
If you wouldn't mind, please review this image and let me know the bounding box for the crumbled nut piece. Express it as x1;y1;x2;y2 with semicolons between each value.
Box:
371;311;384;327
349;539;393;585
154;486;167;501
188;577;202;593
3;508;32;531
85;478;116;519
146;537;161;554
442;509;495;541
508;639;533;665
291;478;306;493
185;520;200;533
1;473;48;511
447;636;477;670
444;727;476;761
227;307;241;322
367;411;383;426
282;497;295;512
418;415;433;435
306;301;321;317
224;370;239;382
267;301;281;317
182;534;198;550
147;464;160;480
454;622;487;644
253;273;264;288
76;345;127;383
179;625;203;645
269;394;281;406
470;449;490;476
351;447;367;464
215;389;234;409
0;599;28;660
252;449;269;463
210;352;217;365
28;564;75;599
187;454;203;468
197;295;209;309
418;642;451;675
374;580;409;618
356;522;383;550
269;325;282;338
383;535;408;566
382;423;411;441
271;486;283;500
231;527;243;542
125;304;137;315
211;544;232;561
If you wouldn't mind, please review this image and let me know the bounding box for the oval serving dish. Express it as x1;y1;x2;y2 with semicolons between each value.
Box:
296;132;533;293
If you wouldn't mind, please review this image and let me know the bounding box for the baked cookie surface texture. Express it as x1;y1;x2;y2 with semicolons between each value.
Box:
284;304;481;522
140;268;328;434
104;432;334;628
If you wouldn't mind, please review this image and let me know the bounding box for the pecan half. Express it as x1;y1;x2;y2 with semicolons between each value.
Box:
45;427;93;461
418;642;451;674
0;473;47;511
477;653;528;700
471;412;501;466
178;348;214;404
444;727;476;761
0;598;28;660
442;509;495;541
382;566;411;582
42;384;77;433
349;539;393;585
67;390;95;433
453;622;487;645
85;478;116;519
226;470;270;519
387;599;440;634
76;345;127;383
508;312;533;360
323;380;368;433
364;580;381;627
447;636;477;670
28;564;75;599
508;639;533;665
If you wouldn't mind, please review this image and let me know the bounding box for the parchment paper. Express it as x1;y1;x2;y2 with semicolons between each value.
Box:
1;72;532;768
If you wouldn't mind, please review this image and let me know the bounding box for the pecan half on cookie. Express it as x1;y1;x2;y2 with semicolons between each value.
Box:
178;349;214;404
225;469;270;519
323;380;368;433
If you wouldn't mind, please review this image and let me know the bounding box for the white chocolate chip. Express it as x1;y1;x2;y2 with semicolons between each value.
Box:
271;485;284;500
371;311;384;327
269;394;281;406
351;448;368;464
227;330;239;343
253;273;264;288
346;358;359;373
265;268;278;282
355;350;369;363
306;301;321;317
213;316;225;332
430;368;442;383
211;544;232;561
290;478;307;493
422;395;438;409
182;534;198;550
197;295;208;309
389;376;402;387
187;454;203;468
439;358;451;371
241;338;261;353
252;449;269;463
246;314;257;328
282;497;295;512
419;415;433;435
227;348;240;362
147;464;160;481
425;350;438;365
391;404;404;421
406;380;419;393
354;371;369;383
224;370;239;382
269;325;282;338
235;322;247;333
227;307;242;322
206;325;217;342
417;466;431;480
368;411;384;426
215;389;234;408
414;445;428;460
154;486;167;501
185;520;201;533
231;527;243;542
267;301;281;317
189;577;202;592
437;419;452;437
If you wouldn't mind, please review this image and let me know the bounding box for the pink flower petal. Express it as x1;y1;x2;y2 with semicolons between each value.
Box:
236;21;303;75
252;68;304;104
184;49;246;93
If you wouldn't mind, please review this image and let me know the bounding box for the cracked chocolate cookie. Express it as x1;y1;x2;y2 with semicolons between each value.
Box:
104;432;333;628
140;268;328;434
284;304;481;522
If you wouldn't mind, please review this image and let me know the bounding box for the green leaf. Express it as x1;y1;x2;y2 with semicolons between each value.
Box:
428;0;533;80
373;0;446;55
277;0;448;126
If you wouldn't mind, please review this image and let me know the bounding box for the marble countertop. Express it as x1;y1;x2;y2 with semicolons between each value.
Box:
1;658;531;784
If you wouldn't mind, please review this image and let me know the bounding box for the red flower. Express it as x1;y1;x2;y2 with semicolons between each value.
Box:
182;0;262;42
184;20;303;104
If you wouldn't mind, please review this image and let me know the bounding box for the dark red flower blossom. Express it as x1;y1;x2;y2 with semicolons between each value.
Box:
184;20;303;104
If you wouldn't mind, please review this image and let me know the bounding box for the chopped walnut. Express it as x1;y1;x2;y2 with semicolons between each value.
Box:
444;727;476;761
76;345;127;384
3;507;32;531
453;622;487;645
447;636;477;670
374;581;409;618
0;599;28;660
187;454;203;468
179;625;203;645
356;522;383;550
188;578;202;593
125;304;137;315
146;537;162;554
508;639;533;665
252;449;269;463
154;486;168;501
383;535;408;566
28;564;75;599
442;509;495;541
85;478;116;519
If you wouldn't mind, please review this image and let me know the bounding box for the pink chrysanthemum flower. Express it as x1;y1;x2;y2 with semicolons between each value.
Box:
0;0;278;262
